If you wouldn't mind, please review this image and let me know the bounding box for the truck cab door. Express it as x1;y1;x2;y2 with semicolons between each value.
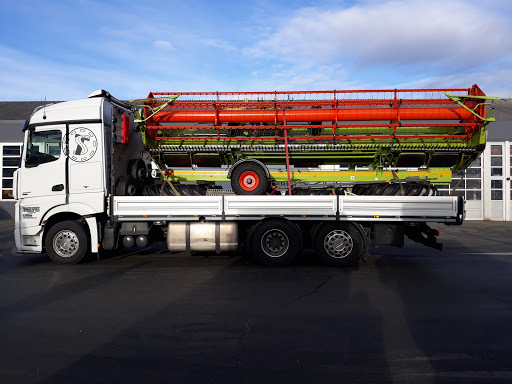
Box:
18;126;67;224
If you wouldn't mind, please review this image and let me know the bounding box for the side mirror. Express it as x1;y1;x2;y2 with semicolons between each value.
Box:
12;170;19;200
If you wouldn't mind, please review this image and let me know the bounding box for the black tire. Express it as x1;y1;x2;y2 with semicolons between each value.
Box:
188;185;203;196
175;184;192;196
45;220;89;264
291;187;332;195
372;183;388;195
250;220;302;266
116;175;138;196
383;184;401;196
362;184;379;195
136;179;144;195
406;184;422;196
351;184;365;195
230;162;269;195
144;184;163;196
353;182;438;197
128;159;147;181
314;222;364;267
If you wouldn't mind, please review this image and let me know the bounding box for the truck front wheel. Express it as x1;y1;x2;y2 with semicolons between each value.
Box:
45;220;89;264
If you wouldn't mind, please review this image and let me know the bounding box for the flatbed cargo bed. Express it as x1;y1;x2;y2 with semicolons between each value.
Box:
113;195;464;224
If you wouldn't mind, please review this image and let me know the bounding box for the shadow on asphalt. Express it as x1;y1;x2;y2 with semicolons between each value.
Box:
371;233;512;383
30;260;393;384
2;241;393;383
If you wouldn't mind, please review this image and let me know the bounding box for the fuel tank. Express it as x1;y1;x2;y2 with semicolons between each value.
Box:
167;222;238;253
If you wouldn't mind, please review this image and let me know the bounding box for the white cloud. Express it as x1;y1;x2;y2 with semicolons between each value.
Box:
245;64;355;91
0;44;234;101
245;0;512;69
238;0;512;97
152;40;175;51
396;67;512;99
201;39;236;51
0;45;148;101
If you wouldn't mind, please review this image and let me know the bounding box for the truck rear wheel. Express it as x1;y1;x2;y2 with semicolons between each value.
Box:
230;162;269;195
45;220;89;264
250;220;301;266
314;223;364;267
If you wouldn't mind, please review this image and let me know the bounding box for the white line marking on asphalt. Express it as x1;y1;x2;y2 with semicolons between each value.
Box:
460;252;512;255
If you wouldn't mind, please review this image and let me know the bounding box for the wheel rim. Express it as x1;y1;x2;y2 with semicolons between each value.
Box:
127;183;137;196
324;230;353;258
261;229;289;257
53;230;79;258
239;171;259;191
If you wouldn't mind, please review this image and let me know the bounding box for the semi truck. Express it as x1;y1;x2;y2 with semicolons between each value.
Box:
12;87;496;266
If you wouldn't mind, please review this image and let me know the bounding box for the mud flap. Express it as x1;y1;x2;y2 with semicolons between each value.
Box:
404;223;443;251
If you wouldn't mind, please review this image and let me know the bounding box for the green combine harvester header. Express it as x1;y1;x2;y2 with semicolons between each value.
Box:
134;84;499;195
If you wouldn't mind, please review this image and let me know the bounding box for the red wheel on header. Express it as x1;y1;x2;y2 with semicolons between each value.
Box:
231;161;269;195
239;171;259;191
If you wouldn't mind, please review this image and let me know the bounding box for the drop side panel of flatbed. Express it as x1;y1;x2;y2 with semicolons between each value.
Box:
113;195;463;224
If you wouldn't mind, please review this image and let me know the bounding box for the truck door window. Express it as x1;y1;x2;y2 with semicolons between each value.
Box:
26;130;62;167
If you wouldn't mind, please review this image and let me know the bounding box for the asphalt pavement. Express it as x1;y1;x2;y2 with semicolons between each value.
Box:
1;219;512;383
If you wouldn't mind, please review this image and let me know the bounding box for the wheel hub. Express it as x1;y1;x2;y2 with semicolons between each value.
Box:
240;171;259;191
53;230;79;258
261;229;289;257
127;184;137;196
324;230;353;258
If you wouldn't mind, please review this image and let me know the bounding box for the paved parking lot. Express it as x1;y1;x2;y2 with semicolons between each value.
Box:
1;219;512;383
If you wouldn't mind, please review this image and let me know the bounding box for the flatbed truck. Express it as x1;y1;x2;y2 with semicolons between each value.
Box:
13;90;471;266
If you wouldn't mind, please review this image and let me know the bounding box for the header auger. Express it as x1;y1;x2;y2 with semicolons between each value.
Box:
136;85;498;194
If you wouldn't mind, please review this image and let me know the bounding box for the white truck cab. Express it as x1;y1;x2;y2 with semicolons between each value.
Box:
14;90;140;261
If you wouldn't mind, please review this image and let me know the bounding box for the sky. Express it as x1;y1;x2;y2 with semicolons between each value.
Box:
0;0;511;101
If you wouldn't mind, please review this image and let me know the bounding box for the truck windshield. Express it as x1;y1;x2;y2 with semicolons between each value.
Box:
26;130;62;167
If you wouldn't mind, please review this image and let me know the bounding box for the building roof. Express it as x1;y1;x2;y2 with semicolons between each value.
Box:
489;99;512;120
487;99;512;141
0;101;61;120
